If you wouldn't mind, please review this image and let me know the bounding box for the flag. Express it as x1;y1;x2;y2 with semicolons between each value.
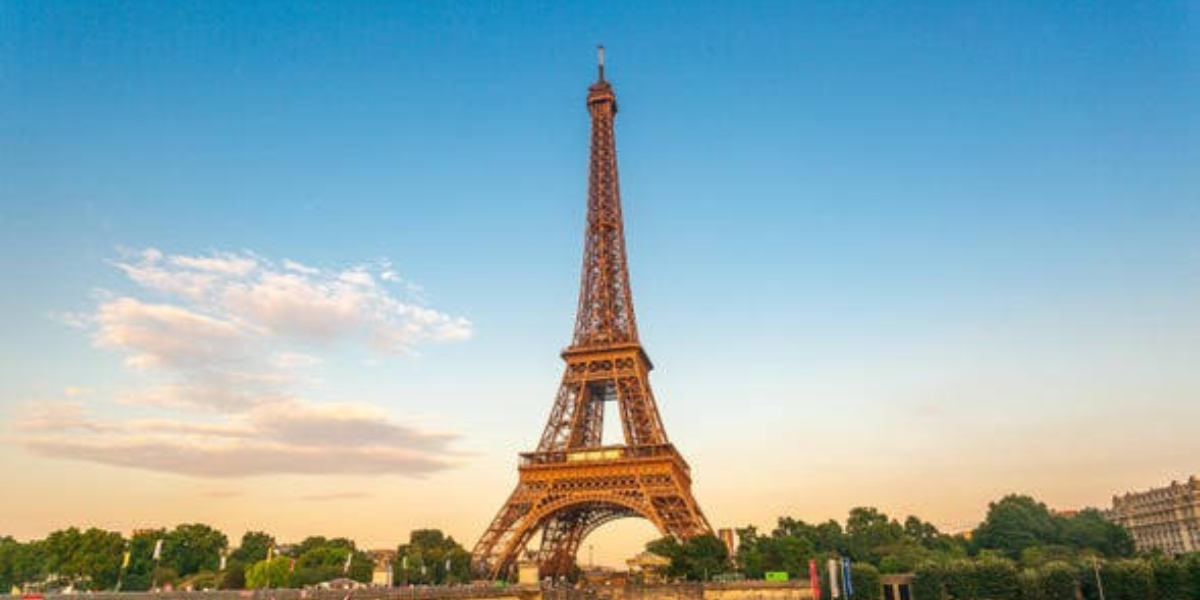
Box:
842;558;854;598
267;544;274;561
445;558;451;573
289;558;296;573
153;539;164;561
808;559;821;600
343;551;353;574
827;559;840;599
402;555;408;570
122;551;131;569
220;553;227;571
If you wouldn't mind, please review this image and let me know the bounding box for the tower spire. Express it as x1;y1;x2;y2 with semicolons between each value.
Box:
597;45;605;81
575;47;633;348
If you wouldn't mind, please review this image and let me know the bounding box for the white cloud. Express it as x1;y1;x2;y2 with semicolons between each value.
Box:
95;297;250;370
108;249;470;351
15;401;117;434
168;252;258;276
283;259;319;275
17;247;473;478
91;249;471;411
272;351;323;370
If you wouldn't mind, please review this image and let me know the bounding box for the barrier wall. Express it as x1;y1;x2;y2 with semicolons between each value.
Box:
28;581;816;600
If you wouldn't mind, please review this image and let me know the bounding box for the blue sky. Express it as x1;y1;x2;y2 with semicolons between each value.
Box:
1;1;1197;562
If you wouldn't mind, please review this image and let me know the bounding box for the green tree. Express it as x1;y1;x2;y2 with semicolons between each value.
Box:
1101;559;1155;600
972;496;1062;559
1150;557;1190;600
288;540;371;586
245;557;290;589
31;527;126;590
877;541;936;574
850;562;882;600
942;559;977;600
845;507;905;564
1185;554;1200;600
647;535;729;581
735;525;814;579
44;527;85;585
229;532;274;565
74;528;125;590
218;560;246;590
1059;510;1134;558
395;529;471;585
162;523;228;577
973;556;1019;600
121;529;165;591
904;516;941;546
912;561;946;600
0;536;24;591
1039;562;1078;600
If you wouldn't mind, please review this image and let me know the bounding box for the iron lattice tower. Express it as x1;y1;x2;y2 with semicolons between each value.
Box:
471;49;712;580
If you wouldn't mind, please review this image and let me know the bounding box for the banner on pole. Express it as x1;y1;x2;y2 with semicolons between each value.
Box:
827;559;840;599
152;540;163;561
808;559;821;600
841;558;854;598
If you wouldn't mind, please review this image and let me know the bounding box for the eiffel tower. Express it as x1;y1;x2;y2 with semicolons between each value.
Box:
471;48;712;580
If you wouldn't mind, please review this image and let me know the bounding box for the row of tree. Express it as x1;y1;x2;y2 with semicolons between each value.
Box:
912;555;1200;600
0;524;227;592
0;526;471;593
646;494;1145;584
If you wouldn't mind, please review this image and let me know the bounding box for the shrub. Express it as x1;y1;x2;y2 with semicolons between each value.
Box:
151;566;178;588
1076;560;1104;600
218;561;245;590
1152;558;1190;600
944;560;978;599
1016;568;1042;600
1102;559;1155;600
1184;554;1200;599
850;562;881;600
1039;562;1077;600
914;562;946;600
181;570;218;591
975;557;1019;599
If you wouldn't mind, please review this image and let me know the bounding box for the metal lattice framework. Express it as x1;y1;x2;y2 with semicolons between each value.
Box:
471;49;712;581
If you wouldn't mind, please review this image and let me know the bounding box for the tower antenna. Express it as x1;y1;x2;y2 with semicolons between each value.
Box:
597;45;605;81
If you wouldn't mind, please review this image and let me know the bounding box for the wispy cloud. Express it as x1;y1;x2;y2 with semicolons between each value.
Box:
89;248;471;412
13;248;472;478
17;399;462;478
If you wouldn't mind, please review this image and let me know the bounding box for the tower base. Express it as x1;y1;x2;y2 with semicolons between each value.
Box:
471;443;710;580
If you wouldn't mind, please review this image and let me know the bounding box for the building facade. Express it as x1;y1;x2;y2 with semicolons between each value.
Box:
1108;475;1200;555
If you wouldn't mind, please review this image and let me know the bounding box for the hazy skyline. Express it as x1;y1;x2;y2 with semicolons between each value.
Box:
2;1;1197;566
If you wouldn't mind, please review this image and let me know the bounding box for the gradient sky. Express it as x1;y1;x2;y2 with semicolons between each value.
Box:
2;1;1198;566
